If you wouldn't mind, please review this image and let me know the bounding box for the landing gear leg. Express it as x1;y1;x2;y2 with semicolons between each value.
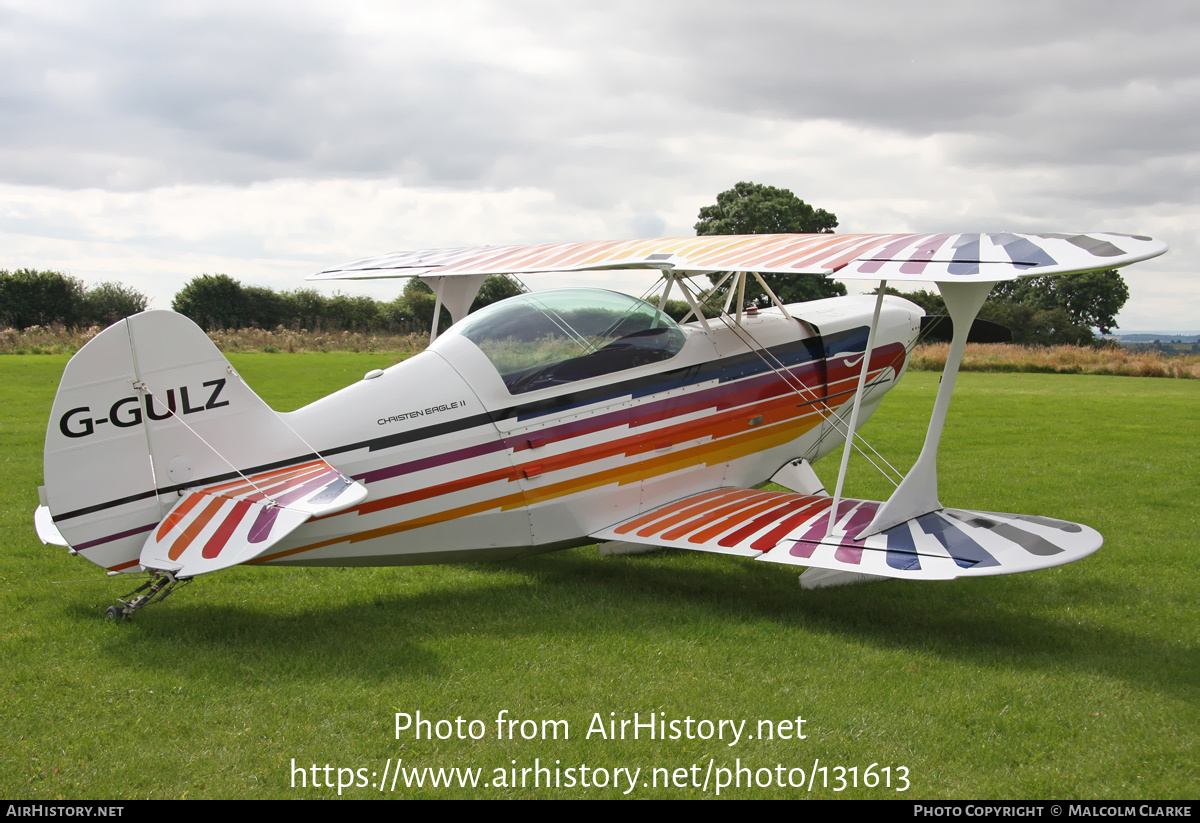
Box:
106;570;191;621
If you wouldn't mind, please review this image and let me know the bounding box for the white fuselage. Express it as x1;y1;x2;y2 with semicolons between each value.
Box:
259;295;922;568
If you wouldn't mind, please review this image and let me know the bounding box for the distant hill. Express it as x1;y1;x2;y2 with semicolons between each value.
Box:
1108;332;1200;344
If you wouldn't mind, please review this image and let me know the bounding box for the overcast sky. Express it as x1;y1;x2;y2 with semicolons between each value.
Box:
2;0;1197;330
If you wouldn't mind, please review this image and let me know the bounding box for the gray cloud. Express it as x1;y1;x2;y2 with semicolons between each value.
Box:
1;0;1197;226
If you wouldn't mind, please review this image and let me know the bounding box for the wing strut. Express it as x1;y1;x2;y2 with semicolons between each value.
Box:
827;281;888;537
859;279;993;537
419;274;487;342
670;273;714;334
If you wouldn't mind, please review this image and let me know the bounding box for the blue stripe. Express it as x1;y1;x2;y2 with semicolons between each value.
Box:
948;235;981;276
916;512;999;569
884;522;921;571
991;234;1057;270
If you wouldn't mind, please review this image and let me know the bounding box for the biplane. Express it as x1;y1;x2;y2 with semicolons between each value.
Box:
34;231;1167;618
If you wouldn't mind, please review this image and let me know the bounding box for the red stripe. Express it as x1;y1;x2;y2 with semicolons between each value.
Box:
201;499;253;559
167;497;226;561
751;498;832;553
717;496;822;548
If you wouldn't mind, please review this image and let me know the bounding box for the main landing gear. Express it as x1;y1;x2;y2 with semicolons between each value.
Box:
105;570;191;621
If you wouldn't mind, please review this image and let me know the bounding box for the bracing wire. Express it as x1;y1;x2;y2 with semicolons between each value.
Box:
675;277;915;487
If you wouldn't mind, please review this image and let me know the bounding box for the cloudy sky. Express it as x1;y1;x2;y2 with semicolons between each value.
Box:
3;0;1198;330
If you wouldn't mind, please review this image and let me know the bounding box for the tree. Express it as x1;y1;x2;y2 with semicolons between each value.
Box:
0;269;86;328
694;182;845;306
81;282;148;326
470;274;526;311
172;274;248;330
991;270;1128;335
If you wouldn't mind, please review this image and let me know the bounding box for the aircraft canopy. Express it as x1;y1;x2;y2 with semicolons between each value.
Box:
441;289;686;394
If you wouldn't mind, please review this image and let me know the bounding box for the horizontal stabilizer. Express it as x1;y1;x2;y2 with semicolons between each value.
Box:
592;488;1101;581
140;459;366;577
34;504;69;547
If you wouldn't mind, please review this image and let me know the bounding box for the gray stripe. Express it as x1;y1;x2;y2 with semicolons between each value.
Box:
944;510;1064;556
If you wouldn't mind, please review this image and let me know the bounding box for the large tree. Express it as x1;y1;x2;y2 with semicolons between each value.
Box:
172;274;250;330
990;269;1129;335
694;182;845;306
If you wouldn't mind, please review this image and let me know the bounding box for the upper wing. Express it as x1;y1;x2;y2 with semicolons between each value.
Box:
311;232;1166;285
590;488;1102;582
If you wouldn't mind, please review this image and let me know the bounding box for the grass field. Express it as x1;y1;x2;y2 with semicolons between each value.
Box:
1;354;1196;799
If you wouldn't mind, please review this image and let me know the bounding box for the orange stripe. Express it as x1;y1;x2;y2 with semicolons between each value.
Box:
632;490;748;537
349;385;829;522
156;492;204;541
167;497;226;561
340;360;872;531
244;464;334;501
717;496;821;548
661;491;773;541
758;234;848;269
752;498;832;552
688;492;796;544
202;460;325;496
614;489;732;535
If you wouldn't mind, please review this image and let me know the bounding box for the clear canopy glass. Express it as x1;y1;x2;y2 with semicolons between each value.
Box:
446;289;686;394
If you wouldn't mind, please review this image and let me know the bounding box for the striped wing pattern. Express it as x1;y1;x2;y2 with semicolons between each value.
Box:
591;488;1102;581
140;459;367;577
312;232;1166;284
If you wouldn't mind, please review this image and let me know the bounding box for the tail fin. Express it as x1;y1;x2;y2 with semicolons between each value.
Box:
41;311;365;576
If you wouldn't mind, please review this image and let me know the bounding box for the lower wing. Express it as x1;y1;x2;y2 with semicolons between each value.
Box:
590;488;1101;582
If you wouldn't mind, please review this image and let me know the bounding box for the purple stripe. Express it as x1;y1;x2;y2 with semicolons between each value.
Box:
856;234;933;274
788;500;859;558
249;506;279;544
357;440;507;484
74;521;156;550
832;501;880;564
899;234;953;276
273;471;339;507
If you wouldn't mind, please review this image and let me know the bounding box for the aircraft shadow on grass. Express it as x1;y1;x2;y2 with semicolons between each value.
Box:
83;550;1191;702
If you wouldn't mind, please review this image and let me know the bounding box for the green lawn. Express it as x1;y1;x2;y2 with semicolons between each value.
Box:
1;355;1195;799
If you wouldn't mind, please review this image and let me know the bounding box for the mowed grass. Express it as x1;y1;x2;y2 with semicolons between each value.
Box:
1;355;1195;799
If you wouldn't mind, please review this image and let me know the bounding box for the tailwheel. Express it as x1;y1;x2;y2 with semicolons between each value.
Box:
106;570;192;621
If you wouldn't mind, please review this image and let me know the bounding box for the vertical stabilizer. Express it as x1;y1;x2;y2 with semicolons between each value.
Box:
41;311;364;574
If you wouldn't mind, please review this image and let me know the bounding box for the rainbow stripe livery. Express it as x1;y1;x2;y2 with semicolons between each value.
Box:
34;231;1167;618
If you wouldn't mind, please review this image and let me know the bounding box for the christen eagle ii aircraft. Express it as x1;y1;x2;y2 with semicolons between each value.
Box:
35;232;1166;618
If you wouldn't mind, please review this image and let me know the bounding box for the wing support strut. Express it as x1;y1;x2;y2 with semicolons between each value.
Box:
419;274;487;342
859;279;993;538
670;273;714;334
827;281;888;537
